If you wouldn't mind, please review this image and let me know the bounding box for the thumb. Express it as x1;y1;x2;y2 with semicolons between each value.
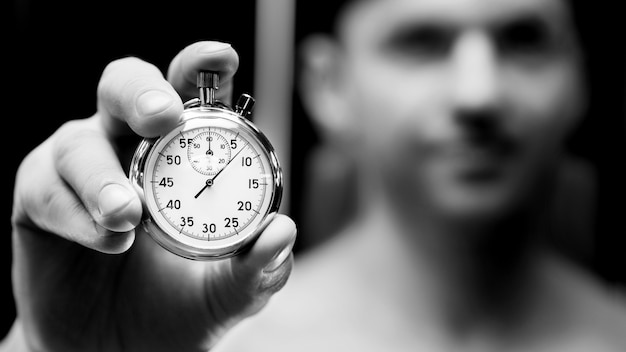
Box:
226;214;297;316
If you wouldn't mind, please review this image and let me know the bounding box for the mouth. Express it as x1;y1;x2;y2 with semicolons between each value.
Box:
438;136;518;181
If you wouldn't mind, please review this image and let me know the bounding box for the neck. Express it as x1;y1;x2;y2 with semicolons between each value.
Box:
351;178;551;339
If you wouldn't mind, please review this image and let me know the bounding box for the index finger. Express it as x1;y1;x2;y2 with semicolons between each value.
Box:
97;56;184;138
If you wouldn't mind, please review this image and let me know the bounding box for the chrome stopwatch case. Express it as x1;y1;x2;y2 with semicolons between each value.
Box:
129;71;283;260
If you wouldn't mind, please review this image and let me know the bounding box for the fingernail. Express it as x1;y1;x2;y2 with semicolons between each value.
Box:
197;42;232;54
98;184;134;217
137;90;173;117
263;237;296;273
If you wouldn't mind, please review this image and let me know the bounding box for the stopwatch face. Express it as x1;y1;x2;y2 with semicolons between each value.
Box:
131;108;282;260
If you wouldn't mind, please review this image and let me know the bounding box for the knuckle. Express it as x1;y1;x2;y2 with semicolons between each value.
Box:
13;149;41;223
100;57;146;80
14;138;54;207
102;57;162;85
52;120;100;164
52;120;114;196
98;57;164;107
120;75;162;101
14;168;64;231
99;57;138;97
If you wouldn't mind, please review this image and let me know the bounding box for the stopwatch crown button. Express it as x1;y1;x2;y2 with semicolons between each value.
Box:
197;71;219;89
198;71;219;107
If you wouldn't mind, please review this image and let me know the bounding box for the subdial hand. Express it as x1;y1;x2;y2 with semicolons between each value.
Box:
194;179;214;199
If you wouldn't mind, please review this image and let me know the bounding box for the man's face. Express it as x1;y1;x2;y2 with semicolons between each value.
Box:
335;0;584;220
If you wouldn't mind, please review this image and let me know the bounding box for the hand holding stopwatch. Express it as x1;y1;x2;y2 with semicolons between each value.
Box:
129;71;282;260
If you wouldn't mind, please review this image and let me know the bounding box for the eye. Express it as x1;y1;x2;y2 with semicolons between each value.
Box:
384;24;454;59
496;17;552;57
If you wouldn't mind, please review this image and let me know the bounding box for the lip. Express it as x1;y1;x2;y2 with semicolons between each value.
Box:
447;145;506;162
436;137;518;176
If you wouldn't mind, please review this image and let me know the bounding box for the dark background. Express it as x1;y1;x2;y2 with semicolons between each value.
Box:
5;0;626;341
4;0;261;337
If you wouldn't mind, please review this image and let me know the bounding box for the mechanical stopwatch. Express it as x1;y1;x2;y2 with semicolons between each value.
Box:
129;71;283;260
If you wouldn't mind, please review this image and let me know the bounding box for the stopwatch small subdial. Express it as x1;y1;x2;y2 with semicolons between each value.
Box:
187;131;232;175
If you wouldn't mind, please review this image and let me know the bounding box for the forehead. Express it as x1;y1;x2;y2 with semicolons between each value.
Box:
339;0;573;39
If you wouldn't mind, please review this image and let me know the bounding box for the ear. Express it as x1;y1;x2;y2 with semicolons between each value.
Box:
297;35;354;141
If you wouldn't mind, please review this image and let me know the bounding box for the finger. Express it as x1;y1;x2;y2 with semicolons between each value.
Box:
167;41;239;104
231;214;297;299
52;118;143;235
97;56;184;138
15;136;135;254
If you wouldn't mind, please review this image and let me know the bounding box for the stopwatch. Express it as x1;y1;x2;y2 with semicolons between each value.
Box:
129;70;283;260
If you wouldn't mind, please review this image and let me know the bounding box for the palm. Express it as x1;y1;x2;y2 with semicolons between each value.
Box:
13;225;242;352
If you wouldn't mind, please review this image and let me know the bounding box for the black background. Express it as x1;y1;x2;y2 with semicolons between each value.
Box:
5;0;626;341
4;0;261;337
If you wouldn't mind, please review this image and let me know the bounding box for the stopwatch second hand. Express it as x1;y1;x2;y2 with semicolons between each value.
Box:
194;179;214;199
193;144;246;199
209;143;248;185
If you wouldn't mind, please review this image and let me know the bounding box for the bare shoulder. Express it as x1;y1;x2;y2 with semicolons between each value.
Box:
211;241;626;352
575;281;626;349
540;254;626;351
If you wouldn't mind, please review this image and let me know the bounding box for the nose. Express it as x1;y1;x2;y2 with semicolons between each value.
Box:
451;31;501;112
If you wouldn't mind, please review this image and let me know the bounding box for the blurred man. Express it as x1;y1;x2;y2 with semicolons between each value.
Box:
214;0;626;350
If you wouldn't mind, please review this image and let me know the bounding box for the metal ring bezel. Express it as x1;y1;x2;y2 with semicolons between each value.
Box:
129;104;283;260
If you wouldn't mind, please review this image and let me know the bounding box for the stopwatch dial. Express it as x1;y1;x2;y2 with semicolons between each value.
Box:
187;131;231;175
147;125;273;243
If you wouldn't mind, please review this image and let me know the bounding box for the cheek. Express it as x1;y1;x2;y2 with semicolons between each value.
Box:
345;58;451;150
505;64;583;148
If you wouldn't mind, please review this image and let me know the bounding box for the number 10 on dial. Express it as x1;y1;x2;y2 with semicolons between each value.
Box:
129;71;282;260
